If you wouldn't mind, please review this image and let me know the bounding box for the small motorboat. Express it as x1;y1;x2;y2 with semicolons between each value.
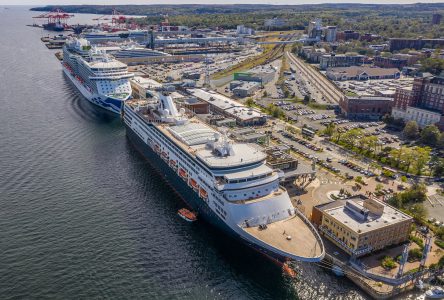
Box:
178;208;197;222
416;279;425;290
426;287;444;299
282;262;297;278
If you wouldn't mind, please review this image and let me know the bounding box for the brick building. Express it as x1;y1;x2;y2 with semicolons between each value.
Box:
392;73;444;129
313;196;412;257
336;30;360;41
339;96;393;120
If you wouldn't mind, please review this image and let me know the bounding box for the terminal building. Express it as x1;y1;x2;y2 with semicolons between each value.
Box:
130;76;163;98
312;196;413;257
187;88;267;126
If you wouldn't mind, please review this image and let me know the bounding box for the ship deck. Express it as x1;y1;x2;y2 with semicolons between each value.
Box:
243;215;323;260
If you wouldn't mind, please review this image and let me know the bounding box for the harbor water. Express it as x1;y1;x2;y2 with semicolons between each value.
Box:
0;6;390;300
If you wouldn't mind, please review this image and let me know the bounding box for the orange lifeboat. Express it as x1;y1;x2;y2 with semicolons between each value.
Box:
282;262;297;278
199;188;208;199
178;208;197;222
189;178;199;190
178;168;187;179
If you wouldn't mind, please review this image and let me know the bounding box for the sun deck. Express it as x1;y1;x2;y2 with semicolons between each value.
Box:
243;215;324;261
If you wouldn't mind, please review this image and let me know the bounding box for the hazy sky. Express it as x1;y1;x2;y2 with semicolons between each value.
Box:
2;0;444;5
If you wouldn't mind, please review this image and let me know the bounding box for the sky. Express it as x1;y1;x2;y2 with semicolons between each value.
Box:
1;0;444;5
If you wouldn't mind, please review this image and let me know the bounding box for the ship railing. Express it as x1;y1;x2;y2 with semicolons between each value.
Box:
240;208;296;228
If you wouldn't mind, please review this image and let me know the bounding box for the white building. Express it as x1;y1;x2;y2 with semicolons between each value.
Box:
236;25;255;35
392;106;442;128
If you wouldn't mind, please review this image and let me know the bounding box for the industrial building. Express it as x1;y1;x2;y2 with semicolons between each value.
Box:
326;66;400;81
186;88;267;126
130;76;163;98
230;128;267;143
233;69;275;85
312;196;413;257
319;54;366;70
339;96;393;120
175;97;210;115
232;82;261;98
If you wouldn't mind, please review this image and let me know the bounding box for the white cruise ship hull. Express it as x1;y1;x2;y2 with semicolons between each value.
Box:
123;105;324;264
62;63;126;114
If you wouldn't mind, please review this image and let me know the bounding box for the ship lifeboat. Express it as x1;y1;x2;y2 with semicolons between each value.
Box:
161;151;168;160
169;159;177;166
199;188;208;199
282;262;297;278
189;178;199;190
178;168;188;179
178;208;197;222
154;144;161;153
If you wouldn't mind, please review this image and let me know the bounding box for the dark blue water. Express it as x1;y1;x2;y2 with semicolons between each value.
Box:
0;6;368;300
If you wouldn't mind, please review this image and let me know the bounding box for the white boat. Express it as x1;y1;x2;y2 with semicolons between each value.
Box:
426;287;444;299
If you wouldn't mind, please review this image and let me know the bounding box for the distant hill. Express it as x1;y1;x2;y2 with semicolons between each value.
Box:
29;3;444;16
30;4;444;38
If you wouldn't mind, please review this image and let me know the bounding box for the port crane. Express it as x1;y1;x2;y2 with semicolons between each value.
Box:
93;8;128;30
33;8;74;31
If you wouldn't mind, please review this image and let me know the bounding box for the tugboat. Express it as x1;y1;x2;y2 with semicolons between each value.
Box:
178;208;197;222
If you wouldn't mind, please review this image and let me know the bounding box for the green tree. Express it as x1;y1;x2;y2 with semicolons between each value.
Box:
245;97;255;107
403;121;419;140
420;125;441;146
419;57;444;75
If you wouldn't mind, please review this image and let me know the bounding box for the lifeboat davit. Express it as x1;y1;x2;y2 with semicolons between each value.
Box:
178;168;188;179
178;208;197;222
189;178;199;190
199;188;208;199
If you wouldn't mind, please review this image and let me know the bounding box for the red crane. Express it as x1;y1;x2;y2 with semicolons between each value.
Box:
33;8;74;31
93;8;127;31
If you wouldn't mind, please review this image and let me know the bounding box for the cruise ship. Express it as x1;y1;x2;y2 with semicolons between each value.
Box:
123;93;325;263
62;38;134;114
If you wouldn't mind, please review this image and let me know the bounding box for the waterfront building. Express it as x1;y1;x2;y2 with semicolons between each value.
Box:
312;196;413;257
187;89;267;126
326;66;400;81
130;76;163;99
339;96;393;120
